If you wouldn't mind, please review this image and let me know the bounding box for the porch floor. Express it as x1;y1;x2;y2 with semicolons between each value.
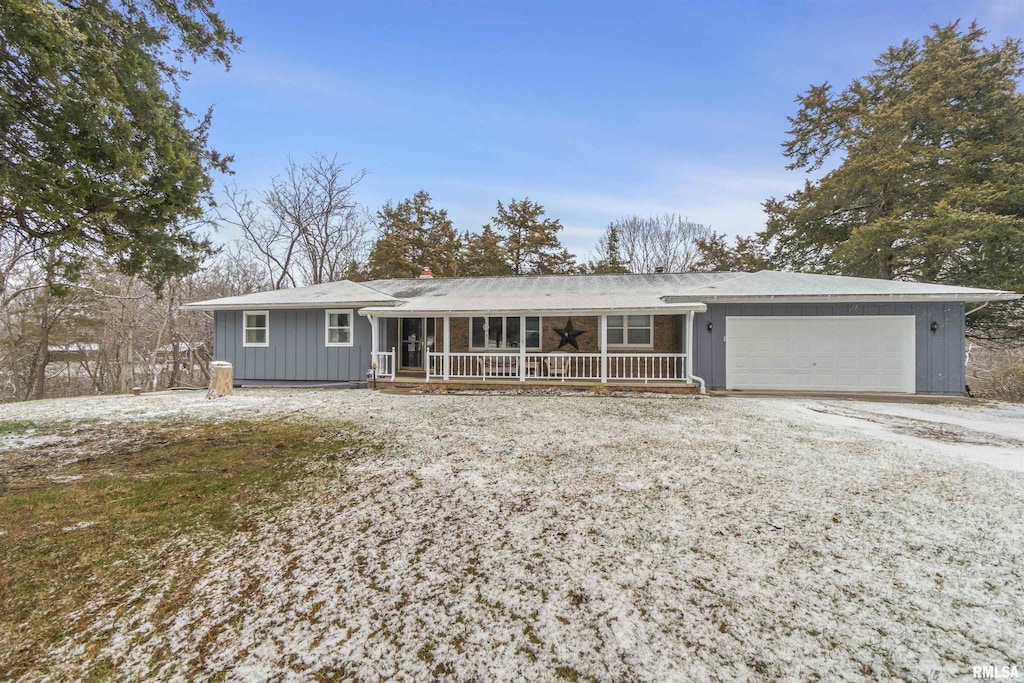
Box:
384;374;701;395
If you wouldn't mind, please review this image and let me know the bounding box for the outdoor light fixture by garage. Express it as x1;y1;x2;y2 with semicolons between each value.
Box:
930;321;939;333
707;321;713;332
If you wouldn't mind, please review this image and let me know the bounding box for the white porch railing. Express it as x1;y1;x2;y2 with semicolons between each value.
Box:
372;348;396;378
545;353;602;381
607;353;685;382
426;351;523;380
423;351;688;383
426;349;445;378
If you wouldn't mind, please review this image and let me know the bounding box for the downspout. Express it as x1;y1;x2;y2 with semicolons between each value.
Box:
685;310;706;394
962;303;989;399
367;313;384;382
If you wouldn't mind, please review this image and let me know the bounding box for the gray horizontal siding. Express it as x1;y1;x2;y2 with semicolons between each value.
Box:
213;309;370;382
692;302;965;395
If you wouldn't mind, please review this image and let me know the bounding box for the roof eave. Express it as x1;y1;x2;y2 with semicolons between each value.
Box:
358;303;708;317
180;300;403;312
661;293;1021;304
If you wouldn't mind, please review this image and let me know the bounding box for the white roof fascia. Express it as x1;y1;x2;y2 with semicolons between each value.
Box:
661;293;1021;304
181;300;402;312
358;303;708;317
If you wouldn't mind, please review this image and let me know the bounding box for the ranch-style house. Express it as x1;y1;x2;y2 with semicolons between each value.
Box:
182;270;1020;395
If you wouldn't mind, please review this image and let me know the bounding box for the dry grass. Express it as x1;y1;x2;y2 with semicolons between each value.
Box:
967;342;1024;403
0;418;366;679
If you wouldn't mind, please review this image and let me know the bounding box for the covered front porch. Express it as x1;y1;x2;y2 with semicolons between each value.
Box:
360;305;707;391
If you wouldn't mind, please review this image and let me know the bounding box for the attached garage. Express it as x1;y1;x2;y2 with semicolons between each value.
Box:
725;316;916;393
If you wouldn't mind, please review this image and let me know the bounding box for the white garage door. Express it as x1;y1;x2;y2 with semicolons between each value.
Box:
725;316;916;393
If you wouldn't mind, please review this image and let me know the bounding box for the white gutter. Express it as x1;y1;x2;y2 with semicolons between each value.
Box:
357;303;708;317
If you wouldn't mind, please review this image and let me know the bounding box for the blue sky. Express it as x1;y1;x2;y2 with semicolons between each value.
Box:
183;0;1024;259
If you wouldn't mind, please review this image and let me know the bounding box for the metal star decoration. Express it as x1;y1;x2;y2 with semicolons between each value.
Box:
553;318;586;350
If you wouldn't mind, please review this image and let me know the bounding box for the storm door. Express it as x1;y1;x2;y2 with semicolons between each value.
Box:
400;318;424;369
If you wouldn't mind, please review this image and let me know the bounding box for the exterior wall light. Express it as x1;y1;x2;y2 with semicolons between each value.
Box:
707;321;713;332
930;321;939;332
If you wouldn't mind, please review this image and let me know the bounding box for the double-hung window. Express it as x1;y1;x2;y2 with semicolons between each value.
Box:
243;311;269;347
471;316;541;350
325;309;353;347
607;314;653;347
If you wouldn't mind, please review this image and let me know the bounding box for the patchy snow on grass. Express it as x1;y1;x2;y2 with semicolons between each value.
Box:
0;431;71;454
3;389;1022;681
47;474;84;484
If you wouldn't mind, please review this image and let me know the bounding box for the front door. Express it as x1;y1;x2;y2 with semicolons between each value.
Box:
400;318;424;369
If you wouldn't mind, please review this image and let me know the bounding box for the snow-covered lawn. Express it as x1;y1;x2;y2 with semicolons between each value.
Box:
2;389;1022;680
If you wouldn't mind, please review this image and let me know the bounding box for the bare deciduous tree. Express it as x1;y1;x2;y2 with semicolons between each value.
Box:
221;154;371;289
592;214;712;274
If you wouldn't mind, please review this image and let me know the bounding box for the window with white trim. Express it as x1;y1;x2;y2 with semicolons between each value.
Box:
243;311;269;347
607;314;653;347
325;309;353;347
471;316;541;350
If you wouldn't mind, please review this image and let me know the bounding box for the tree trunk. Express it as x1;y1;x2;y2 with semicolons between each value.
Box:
120;322;134;394
27;316;50;400
26;285;51;401
169;284;180;388
207;361;233;399
878;248;893;280
31;325;49;400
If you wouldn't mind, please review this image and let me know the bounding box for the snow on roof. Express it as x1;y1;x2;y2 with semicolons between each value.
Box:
359;272;736;314
181;280;399;310
661;271;1020;303
181;270;1019;312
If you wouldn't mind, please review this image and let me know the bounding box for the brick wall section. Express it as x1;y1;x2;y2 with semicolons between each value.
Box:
433;314;681;354
652;315;681;354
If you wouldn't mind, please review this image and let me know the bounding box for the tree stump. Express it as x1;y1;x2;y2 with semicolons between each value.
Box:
207;361;233;399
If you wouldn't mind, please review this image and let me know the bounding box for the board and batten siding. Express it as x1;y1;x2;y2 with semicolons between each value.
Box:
213;309;371;382
692;302;966;395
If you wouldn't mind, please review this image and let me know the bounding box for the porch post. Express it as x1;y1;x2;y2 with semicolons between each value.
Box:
368;314;378;372
685;310;694;382
519;315;527;382
443;316;451;381
599;314;608;384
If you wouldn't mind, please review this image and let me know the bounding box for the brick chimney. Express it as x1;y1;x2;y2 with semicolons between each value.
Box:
419;267;434;279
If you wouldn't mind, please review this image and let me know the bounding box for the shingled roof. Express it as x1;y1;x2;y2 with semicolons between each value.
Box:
182;270;1019;312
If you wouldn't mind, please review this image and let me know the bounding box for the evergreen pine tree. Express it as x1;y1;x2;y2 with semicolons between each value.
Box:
490;198;576;275
763;21;1024;339
366;191;461;279
460;225;511;276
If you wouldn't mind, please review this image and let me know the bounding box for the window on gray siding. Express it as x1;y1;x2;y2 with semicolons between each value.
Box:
325;309;353;346
243;311;269;347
